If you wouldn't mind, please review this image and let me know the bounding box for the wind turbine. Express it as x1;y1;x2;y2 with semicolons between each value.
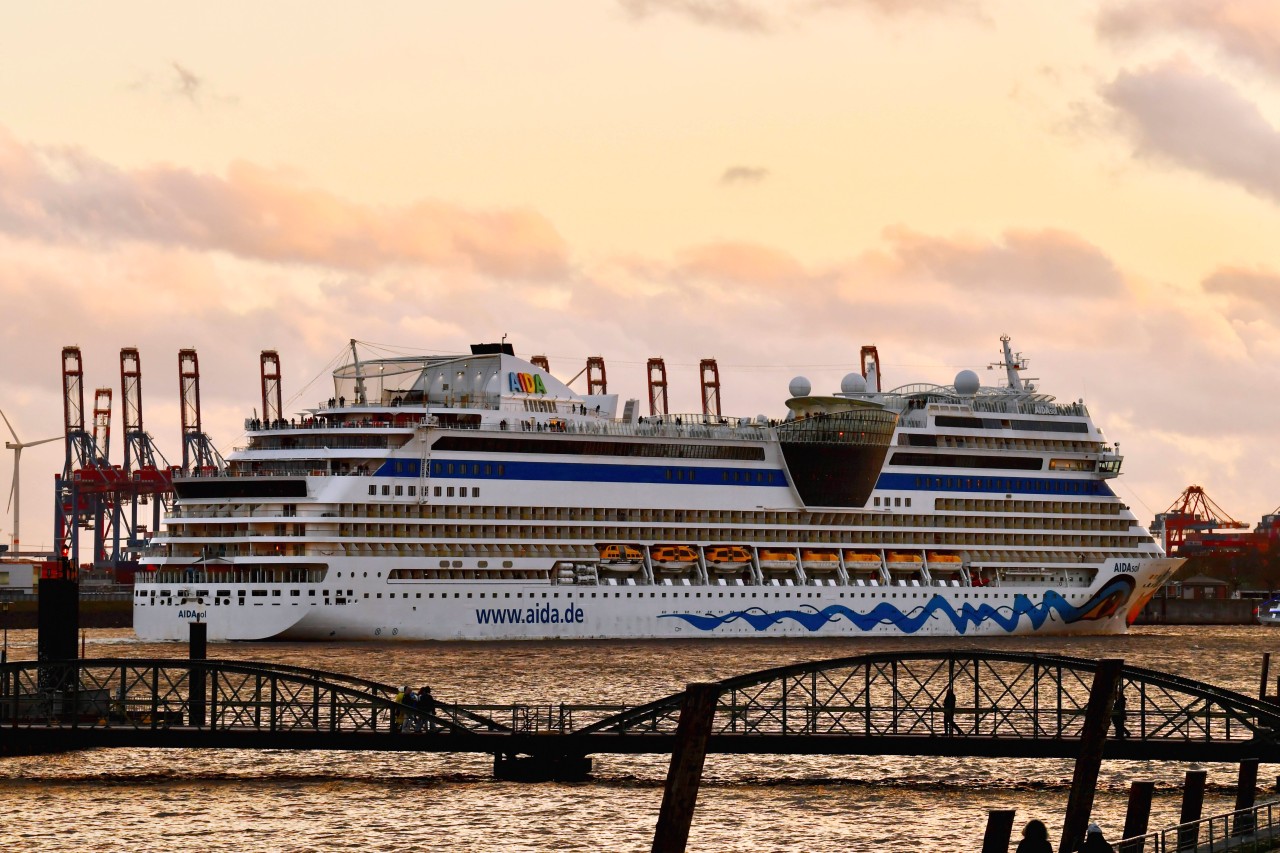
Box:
1;409;60;554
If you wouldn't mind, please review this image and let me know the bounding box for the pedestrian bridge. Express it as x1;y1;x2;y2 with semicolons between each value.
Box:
3;650;1279;765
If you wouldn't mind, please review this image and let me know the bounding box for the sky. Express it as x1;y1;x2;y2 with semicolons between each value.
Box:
1;0;1279;552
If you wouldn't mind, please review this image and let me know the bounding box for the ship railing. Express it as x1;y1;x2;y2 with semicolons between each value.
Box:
220;416;778;461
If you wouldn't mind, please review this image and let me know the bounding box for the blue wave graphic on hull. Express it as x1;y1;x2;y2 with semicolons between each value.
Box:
658;577;1136;635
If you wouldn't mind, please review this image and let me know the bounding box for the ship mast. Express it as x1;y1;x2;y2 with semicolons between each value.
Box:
990;335;1035;393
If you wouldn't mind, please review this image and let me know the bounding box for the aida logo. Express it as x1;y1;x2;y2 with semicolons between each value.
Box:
509;372;547;394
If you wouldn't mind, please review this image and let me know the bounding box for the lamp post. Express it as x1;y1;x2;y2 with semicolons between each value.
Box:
2;601;8;664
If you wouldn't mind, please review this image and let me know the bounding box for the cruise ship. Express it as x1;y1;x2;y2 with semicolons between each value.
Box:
133;337;1181;641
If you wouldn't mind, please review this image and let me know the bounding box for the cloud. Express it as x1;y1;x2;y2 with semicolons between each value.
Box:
675;241;814;287
618;0;977;32
719;165;769;186
1100;0;1280;79
171;62;203;103
619;0;772;32
1203;265;1280;320
0;126;569;279
1102;58;1280;204
878;226;1126;297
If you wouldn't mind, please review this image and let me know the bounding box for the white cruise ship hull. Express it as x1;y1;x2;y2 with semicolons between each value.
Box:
134;338;1183;642
134;557;1180;641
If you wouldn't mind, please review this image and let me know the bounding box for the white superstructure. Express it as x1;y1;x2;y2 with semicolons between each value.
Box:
134;337;1180;641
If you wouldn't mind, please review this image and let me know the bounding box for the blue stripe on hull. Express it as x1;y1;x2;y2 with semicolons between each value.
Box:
875;472;1114;497
376;458;788;487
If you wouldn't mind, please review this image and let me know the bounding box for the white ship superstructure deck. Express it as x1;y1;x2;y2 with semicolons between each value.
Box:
134;338;1180;641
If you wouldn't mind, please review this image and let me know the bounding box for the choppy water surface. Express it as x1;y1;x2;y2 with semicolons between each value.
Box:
1;626;1276;851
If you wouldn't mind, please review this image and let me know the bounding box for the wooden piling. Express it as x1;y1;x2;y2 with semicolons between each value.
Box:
1058;658;1123;853
189;621;207;728
651;683;719;853
1232;758;1259;837
1177;768;1208;852
1260;653;1271;701
981;809;1016;853
1119;780;1155;853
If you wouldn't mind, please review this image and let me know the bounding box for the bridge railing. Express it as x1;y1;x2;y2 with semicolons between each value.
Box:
0;659;513;736
1115;799;1280;852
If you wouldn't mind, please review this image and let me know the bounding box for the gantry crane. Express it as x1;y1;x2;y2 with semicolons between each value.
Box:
646;358;668;417
54;347;122;569
699;359;721;420
260;350;283;426
117;348;173;567
1152;486;1249;556
179;349;225;475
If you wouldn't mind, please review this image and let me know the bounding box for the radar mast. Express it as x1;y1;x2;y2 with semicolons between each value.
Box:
990;335;1036;393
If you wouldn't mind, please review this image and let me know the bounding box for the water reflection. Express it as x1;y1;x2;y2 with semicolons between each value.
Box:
0;626;1274;851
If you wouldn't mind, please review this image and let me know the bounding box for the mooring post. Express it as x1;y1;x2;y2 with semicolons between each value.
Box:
651;682;719;853
1058;658;1123;853
1177;768;1208;852
1118;781;1155;853
1260;654;1271;701
37;558;80;723
1232;758;1259;836
189;620;207;728
981;808;1016;853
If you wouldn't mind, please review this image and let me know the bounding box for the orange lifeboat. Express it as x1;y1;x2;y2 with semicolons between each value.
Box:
758;549;798;570
651;544;698;568
706;546;751;564
802;549;840;571
598;544;643;562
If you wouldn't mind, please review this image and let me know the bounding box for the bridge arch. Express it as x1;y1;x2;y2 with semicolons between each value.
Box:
574;650;1280;746
0;658;512;736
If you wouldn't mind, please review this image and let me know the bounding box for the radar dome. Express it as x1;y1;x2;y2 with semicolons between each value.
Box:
954;369;981;396
840;372;868;394
788;376;812;397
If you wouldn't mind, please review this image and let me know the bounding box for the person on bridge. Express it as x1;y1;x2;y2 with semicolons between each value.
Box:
1015;819;1052;853
943;687;957;736
417;685;436;732
1077;823;1115;853
392;686;407;734
1111;688;1128;740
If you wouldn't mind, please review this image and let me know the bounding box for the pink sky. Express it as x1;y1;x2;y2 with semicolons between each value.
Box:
2;1;1280;550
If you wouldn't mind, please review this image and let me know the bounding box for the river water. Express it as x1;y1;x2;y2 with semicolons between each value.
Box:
0;625;1276;851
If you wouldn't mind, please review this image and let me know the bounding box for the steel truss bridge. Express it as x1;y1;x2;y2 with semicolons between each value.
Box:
3;650;1280;766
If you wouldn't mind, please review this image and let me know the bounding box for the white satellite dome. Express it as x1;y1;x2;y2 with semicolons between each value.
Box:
788;376;812;397
954;369;981;396
840;372;868;394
